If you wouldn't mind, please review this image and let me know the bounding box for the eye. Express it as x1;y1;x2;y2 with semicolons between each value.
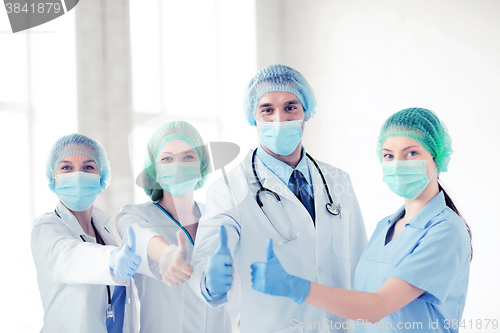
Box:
83;165;95;170
407;151;418;158
285;105;297;111
61;165;71;170
183;155;194;160
261;108;273;113
161;156;173;162
383;153;393;159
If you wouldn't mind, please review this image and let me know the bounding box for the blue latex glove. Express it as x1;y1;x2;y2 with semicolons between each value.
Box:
251;238;311;304
110;226;142;280
205;226;234;297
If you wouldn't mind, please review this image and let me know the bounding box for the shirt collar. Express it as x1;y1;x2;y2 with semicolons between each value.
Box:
256;145;312;186
407;191;447;229
55;201;112;233
383;191;447;229
384;205;406;227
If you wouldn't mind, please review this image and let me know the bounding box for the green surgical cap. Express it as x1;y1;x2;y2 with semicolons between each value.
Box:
377;108;453;173
142;121;210;200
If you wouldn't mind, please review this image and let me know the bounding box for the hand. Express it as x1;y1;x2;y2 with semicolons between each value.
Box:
205;225;234;297
110;226;142;280
251;238;311;304
159;230;193;286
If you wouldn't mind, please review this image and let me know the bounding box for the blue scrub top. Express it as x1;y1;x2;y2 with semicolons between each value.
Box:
354;191;471;333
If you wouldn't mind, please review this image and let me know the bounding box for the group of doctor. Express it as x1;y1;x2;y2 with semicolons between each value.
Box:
31;64;472;333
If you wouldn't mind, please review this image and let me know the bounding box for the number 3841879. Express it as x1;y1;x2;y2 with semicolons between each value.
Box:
444;319;498;330
5;3;62;14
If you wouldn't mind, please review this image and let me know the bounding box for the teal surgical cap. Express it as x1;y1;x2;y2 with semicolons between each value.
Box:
377;107;453;173
46;133;111;191
142;121;210;201
243;64;317;126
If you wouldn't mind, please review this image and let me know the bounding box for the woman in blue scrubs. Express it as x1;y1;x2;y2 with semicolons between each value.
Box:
251;107;472;332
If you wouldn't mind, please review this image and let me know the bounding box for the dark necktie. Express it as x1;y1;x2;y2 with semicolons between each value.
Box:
289;169;315;223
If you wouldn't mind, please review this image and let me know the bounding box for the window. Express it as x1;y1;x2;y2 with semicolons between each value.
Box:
129;0;259;204
0;13;77;331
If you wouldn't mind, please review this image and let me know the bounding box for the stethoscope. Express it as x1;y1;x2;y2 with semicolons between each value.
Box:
251;149;341;244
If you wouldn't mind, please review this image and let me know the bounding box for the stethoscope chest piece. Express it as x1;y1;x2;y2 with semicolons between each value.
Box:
251;148;343;243
326;202;341;216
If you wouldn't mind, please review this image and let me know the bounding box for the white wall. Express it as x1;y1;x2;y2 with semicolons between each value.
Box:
0;10;77;332
257;0;500;326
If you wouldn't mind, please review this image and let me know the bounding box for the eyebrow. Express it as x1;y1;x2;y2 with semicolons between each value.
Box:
258;99;300;108
181;149;196;154
59;160;95;163
159;150;195;156
402;146;419;150
382;145;420;152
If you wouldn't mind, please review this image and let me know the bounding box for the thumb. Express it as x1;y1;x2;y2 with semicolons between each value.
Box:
266;238;275;261
216;225;229;255
176;230;188;256
126;226;136;253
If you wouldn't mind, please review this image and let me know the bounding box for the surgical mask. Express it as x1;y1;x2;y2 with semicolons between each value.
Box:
257;119;303;156
156;161;201;196
382;157;437;199
54;172;102;211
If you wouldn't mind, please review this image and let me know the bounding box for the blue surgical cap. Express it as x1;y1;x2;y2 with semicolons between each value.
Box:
142;121;210;201
243;64;317;126
46;133;111;192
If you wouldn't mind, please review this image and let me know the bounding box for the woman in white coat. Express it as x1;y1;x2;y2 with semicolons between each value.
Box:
31;133;141;333
115;121;239;333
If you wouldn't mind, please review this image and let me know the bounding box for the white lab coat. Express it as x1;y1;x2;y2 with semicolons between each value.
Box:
190;150;368;333
31;201;139;333
115;201;240;333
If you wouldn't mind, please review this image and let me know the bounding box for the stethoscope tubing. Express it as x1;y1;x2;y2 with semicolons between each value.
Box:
251;148;340;218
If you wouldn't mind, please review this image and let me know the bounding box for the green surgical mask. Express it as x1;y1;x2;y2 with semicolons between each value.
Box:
382;157;437;199
156;161;201;197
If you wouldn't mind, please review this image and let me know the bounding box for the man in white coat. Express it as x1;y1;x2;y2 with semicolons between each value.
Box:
190;64;367;332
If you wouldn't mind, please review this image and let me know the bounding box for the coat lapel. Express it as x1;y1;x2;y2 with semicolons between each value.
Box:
249;150;300;205
92;208;117;246
308;157;324;219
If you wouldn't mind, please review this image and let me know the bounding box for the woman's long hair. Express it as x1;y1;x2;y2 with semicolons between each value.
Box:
438;181;473;260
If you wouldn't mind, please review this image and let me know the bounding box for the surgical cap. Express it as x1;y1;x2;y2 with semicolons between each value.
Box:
142;121;210;200
46;133;111;191
243;64;317;126
377;107;453;173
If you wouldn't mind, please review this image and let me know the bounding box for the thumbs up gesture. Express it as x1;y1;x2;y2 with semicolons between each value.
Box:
110;226;142;280
205;226;234;297
251;239;311;304
159;230;193;286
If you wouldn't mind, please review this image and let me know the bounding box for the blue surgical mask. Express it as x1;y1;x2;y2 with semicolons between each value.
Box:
156;161;202;197
382;157;437;199
54;172;103;211
256;119;303;156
